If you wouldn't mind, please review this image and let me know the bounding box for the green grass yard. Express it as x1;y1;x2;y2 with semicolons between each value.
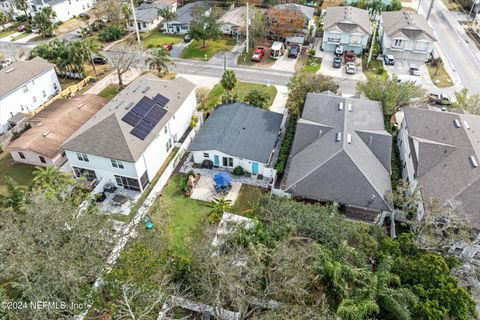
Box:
98;84;121;100
0;24;19;39
0;151;35;196
207;81;277;108
427;62;453;88
142;31;183;49
231;184;265;215
181;38;236;60
150;173;211;257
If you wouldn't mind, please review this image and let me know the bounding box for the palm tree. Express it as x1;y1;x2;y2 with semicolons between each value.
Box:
14;0;29;19
32;166;74;199
208;197;232;224
121;4;132;24
0;12;8;31
220;69;237;92
145;48;174;77
367;0;385;17
82;37;103;77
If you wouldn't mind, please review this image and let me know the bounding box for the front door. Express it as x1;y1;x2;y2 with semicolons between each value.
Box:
252;162;259;174
213;155;219;167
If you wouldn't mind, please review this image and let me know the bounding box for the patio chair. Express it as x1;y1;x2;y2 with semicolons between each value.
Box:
144;216;154;230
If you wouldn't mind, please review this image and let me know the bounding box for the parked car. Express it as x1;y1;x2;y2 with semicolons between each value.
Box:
428;93;452;106
384;54;395;65
31;28;39;33
288;45;301;58
409;66;420;76
332;56;342;68
344;50;355;62
251;47;265;62
16;25;25;32
335;45;344;56
345;62;356;74
163;43;174;51
79;12;90;19
0;58;13;70
183;34;191;42
93;56;108;64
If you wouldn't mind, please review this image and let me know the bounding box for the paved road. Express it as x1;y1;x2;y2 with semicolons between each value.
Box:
419;0;480;94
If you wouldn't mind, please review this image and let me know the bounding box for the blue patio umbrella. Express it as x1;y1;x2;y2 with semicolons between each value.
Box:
213;172;232;187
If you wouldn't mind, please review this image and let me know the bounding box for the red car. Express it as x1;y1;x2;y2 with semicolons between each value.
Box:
162;43;173;51
344;50;356;62
251;47;265;62
16;25;25;32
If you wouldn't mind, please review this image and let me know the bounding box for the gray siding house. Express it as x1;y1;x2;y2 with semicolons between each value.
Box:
284;92;393;222
322;6;371;54
380;11;437;62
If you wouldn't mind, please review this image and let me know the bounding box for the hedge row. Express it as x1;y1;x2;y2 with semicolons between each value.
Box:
275;114;298;176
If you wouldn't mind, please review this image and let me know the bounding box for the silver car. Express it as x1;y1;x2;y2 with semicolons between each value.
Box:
345;62;356;74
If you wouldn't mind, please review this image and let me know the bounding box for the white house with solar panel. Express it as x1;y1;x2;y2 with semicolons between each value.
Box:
61;74;197;192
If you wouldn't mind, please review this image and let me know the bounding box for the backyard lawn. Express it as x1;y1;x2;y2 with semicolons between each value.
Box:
181;38;236;60
98;84;121;100
207;81;278;108
150;173;211;257
0;151;35;196
427;62;453;88
232;184;265;215
142;31;183;49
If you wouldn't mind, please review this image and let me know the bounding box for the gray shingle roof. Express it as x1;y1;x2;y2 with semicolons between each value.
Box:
188;103;283;163
273;3;315;21
285;92;393;212
131;8;163;23
381;10;436;41
0;57;54;98
175;1;212;24
61;75;196;162
323;6;371;34
403;107;480;227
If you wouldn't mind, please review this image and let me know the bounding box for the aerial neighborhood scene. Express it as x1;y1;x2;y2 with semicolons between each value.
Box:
1;0;480;318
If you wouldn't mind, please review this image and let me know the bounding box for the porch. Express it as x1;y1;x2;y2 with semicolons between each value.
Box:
97;187;142;216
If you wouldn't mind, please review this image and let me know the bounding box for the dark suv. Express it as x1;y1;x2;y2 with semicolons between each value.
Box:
288;45;301;58
332;56;342;68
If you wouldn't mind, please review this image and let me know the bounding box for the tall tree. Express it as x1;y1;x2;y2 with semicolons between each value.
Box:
267;7;305;39
220;69;237;92
452;88;480;115
121;3;132;24
32;166;75;199
82;37;103;77
145;47;174;77
356;75;425;116
244;89;270;109
188;7;221;47
159;8;176;21
32;6;57;37
14;0;29;18
0;177;28;213
109;43;139;85
0;12;8;30
244;6;267;48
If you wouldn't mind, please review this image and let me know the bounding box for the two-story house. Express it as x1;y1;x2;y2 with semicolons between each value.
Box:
322;6;371;55
380;11;437;62
0;57;60;133
61;74;197;192
1;0;96;22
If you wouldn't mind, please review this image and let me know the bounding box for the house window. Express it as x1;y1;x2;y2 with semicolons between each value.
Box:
327;32;341;43
53;83;58;91
73;166;97;182
140;171;149;189
204;153;209;158
414;40;429;52
18;152;25;159
142;22;147;29
32;96;37;103
130;21;134;27
39;156;46;163
23;85;28;93
111;159;125;169
350;34;362;45
114;175;141;191
393;39;403;48
42;90;46;98
61;151;66;157
164;126;168;134
222;157;233;167
76;152;89;162
166;139;172;152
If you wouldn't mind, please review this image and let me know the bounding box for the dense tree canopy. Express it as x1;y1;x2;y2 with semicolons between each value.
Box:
188;7;221;47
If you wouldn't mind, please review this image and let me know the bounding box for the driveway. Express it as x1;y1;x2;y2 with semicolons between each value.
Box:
319;52;366;82
170;41;189;58
383;58;438;90
270;54;298;72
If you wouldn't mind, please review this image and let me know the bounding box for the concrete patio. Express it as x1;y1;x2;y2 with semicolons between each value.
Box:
190;176;241;205
98;188;142;216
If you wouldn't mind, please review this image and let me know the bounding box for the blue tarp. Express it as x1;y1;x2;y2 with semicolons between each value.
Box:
214;172;232;187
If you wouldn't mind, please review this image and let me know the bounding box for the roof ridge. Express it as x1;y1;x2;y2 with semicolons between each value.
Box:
445;174;480;208
216;103;245;147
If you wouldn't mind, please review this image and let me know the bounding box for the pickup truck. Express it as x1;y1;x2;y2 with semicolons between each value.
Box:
428;93;452;106
344;50;355;62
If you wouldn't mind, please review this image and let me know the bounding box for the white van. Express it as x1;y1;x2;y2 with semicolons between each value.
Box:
270;41;284;60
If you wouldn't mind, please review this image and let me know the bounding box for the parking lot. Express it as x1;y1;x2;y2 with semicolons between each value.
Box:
319;52;366;81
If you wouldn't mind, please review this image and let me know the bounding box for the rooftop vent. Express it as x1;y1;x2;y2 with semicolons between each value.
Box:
76;103;84;109
141;86;150;93
42;130;50;137
470;156;479;168
464;120;470;129
125;102;134;110
347;134;352;144
5;68;14;73
336;132;342;142
347;103;352;112
454;119;461;128
338;102;344;110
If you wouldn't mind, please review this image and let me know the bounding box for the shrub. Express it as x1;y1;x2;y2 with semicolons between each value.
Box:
15;14;27;22
275;113;298;176
233;166;244;176
244;89;270;109
99;25;126;42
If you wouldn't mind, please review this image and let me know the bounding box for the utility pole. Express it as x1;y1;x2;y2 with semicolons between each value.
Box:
426;0;435;20
367;16;378;64
130;0;141;46
246;2;249;54
416;0;423;12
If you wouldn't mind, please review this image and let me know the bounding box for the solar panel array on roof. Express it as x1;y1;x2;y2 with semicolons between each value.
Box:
120;95;169;140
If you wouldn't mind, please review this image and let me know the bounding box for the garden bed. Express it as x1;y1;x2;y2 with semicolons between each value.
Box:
207;81;277;108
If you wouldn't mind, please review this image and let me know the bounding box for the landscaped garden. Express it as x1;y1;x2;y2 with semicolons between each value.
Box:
142;31;183;49
231;184;265;215
295;53;322;73
0;151;35;196
98;84;121;100
207;81;277;108
427;61;453;88
181;38;236;60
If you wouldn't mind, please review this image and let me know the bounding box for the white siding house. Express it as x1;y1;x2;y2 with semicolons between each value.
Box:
61;75;197;192
127;8;163;33
380;11;437;62
28;0;95;22
163;1;211;34
188;103;283;179
0;57;60;133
